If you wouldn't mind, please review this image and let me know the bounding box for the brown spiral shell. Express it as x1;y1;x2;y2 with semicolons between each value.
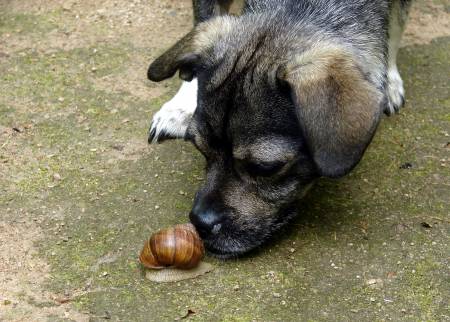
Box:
139;223;204;269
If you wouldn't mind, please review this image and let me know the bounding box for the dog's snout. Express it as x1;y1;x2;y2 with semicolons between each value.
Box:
189;196;225;237
189;210;224;236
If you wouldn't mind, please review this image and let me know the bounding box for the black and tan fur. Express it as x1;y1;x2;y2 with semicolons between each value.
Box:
147;0;413;257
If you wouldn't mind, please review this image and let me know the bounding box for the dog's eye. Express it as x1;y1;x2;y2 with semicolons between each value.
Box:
242;161;285;177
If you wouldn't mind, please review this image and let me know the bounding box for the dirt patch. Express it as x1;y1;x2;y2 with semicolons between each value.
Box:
0;220;89;322
0;125;43;196
93;54;169;101
1;0;192;52
403;1;450;46
104;137;151;163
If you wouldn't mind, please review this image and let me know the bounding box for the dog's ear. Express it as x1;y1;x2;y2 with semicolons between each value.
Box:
148;16;236;82
279;45;382;177
148;31;200;82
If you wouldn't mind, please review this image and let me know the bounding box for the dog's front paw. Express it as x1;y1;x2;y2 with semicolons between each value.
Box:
148;80;198;143
148;103;194;143
384;68;405;116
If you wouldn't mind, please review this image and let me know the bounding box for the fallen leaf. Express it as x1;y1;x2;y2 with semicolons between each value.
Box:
387;272;397;278
421;222;432;229
55;297;71;304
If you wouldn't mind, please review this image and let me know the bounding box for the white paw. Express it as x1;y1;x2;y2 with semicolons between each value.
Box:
385;67;405;115
149;79;198;143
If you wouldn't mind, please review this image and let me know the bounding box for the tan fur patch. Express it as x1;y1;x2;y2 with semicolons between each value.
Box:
220;0;245;16
287;43;356;83
286;44;381;145
282;42;383;175
233;137;298;164
194;16;237;50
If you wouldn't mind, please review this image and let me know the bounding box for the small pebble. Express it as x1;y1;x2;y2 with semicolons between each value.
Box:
273;293;281;298
233;285;240;291
366;278;383;288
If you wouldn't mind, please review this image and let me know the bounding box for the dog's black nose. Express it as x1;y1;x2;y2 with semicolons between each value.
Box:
189;207;225;237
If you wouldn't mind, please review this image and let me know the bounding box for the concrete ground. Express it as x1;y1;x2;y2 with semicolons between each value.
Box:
0;0;449;321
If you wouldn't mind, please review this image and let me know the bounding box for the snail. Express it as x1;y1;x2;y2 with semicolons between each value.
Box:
139;223;213;282
139;223;204;269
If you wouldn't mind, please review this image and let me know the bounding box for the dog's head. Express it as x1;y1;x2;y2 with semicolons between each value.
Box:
148;16;383;257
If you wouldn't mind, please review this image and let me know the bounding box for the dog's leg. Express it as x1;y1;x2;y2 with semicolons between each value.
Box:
148;79;198;143
385;0;412;115
149;0;240;143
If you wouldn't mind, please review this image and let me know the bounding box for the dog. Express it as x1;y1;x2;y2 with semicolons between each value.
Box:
146;0;413;258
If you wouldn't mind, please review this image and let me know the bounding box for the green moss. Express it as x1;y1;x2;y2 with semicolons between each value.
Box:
38;36;447;322
0;12;56;35
400;259;446;321
0;44;157;197
0;45;129;110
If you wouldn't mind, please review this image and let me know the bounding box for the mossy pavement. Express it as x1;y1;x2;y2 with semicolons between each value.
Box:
0;2;449;321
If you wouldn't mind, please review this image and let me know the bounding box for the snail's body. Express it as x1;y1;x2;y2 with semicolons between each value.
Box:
144;262;214;283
